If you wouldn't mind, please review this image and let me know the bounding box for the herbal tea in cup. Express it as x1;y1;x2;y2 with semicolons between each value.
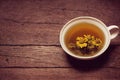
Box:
60;16;119;60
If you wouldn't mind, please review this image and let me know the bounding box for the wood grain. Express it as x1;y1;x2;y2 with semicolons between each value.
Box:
0;20;119;45
0;0;120;25
0;68;119;80
0;46;119;68
0;21;61;45
0;0;120;45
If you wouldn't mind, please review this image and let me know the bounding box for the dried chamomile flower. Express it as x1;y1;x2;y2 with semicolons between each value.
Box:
76;37;84;43
68;34;102;54
76;41;87;48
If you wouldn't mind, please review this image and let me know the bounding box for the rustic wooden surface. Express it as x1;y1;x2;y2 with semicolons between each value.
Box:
0;0;120;80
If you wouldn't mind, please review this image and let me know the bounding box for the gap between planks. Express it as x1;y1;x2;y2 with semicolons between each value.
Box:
0;67;120;69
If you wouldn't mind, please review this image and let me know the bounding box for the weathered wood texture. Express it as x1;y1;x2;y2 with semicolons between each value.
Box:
0;0;120;25
0;68;119;80
0;21;119;45
0;0;120;80
0;0;120;45
0;46;120;68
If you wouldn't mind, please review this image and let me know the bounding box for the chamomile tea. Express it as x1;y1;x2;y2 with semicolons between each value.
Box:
65;22;105;56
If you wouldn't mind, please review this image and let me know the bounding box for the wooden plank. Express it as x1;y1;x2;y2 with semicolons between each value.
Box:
0;21;61;45
0;46;120;68
0;20;120;45
0;0;120;25
0;68;119;80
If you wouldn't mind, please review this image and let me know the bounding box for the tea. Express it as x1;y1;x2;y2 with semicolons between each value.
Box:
65;22;105;56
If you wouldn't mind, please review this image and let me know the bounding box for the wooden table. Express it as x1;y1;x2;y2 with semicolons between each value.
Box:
0;0;120;80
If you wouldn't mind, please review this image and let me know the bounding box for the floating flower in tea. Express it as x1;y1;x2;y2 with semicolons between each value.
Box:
68;34;102;54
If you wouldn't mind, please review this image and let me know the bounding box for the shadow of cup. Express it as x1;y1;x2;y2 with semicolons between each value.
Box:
66;46;117;72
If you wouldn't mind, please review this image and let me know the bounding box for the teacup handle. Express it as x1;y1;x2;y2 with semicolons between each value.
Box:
107;25;119;39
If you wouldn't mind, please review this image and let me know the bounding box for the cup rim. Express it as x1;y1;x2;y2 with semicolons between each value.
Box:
59;16;111;60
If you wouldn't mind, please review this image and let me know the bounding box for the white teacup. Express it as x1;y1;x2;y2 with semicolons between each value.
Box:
60;16;119;60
